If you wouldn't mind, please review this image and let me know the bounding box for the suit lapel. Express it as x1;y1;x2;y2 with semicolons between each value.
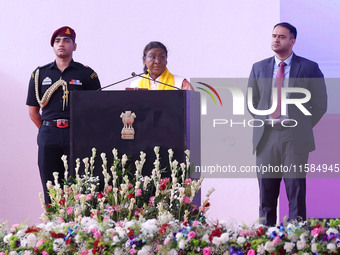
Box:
264;57;275;104
289;54;301;88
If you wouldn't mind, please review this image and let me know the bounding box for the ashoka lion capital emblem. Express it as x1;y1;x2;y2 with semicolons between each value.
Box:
120;111;136;139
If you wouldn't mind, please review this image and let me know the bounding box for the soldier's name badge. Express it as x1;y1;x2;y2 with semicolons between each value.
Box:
69;79;82;85
42;77;52;86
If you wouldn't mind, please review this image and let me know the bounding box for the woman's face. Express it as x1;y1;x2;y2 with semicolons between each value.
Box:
143;48;167;78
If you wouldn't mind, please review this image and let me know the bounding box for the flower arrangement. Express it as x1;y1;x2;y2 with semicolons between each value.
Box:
41;147;207;224
1;216;340;254
1;147;340;254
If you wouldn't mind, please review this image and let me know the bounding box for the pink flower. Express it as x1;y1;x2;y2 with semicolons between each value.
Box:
67;207;74;215
130;248;136;254
183;197;191;204
76;194;82;200
156;244;162;251
94;231;101;238
0;253;6;255
36;238;45;247
81;250;89;255
192;220;199;226
149;196;155;205
187;231;196;240
247;249;255;255
107;185;113;192
86;194;93;201
114;205;120;211
91;228;101;239
164;237;171;245
240;229;255;237
42;251;49;255
273;236;281;244
117;221;123;227
67;187;73;194
185;178;192;185
311;227;325;236
11;224;19;229
57;217;64;223
203;247;212;255
134;210;140;216
136;189;142;196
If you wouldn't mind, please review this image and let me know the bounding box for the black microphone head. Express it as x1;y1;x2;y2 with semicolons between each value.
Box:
131;72;137;77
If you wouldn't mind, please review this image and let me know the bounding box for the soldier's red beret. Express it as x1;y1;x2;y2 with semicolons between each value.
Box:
50;26;76;46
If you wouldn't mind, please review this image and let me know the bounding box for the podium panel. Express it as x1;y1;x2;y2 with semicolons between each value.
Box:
70;90;200;178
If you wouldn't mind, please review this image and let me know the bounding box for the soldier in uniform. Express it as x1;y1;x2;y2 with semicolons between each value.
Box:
26;26;101;204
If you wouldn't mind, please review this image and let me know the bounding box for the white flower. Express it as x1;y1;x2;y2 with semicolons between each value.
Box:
46;181;53;189
122;154;128;166
24;233;38;248
206;187;215;197
299;232;309;242
284;242;295;253
236;236;246;245
220;232;230;243
114;248;124;255
112;235;120;244
178;239;186;249
212;236;222;246
287;232;298;242
296;240;307;250
138;245;152;255
53;238;66;252
257;244;266;255
168;249;178;255
125;221;135;229
4;233;13;243
154;146;160;156
16;229;26;238
112;148;118;159
168;149;174;158
327;243;336;252
266;227;279;237
202;233;210;243
311;243;320;253
176;232;183;240
81;217;100;231
141;219;158;233
264;241;275;253
184;149;190;158
158;211;174;224
21;251;33;255
326;228;339;235
115;227;126;238
9;252;19;255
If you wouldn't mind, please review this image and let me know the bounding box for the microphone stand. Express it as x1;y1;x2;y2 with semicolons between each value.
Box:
97;72;147;91
131;72;181;90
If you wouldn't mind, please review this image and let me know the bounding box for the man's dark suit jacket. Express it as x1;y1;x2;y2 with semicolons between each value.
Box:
248;54;327;154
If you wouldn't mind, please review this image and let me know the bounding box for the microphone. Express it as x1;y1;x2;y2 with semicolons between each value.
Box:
97;71;147;91
131;72;181;90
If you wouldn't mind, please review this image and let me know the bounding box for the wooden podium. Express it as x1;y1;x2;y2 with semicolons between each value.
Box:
70;90;201;179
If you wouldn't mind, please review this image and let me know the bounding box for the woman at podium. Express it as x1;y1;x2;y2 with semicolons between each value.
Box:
131;41;193;90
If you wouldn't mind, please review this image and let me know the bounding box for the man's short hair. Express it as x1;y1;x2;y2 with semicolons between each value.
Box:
274;22;297;39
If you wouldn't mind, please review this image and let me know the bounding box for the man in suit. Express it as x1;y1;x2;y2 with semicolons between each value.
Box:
247;22;327;226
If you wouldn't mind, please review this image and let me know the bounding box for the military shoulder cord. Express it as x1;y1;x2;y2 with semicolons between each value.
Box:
34;69;69;110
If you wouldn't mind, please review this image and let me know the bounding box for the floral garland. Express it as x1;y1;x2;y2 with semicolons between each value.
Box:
0;147;339;254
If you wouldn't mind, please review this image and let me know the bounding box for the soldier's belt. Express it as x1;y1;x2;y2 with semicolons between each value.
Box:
43;119;70;128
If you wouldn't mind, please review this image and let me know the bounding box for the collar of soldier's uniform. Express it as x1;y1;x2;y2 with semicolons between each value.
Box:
49;59;76;70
